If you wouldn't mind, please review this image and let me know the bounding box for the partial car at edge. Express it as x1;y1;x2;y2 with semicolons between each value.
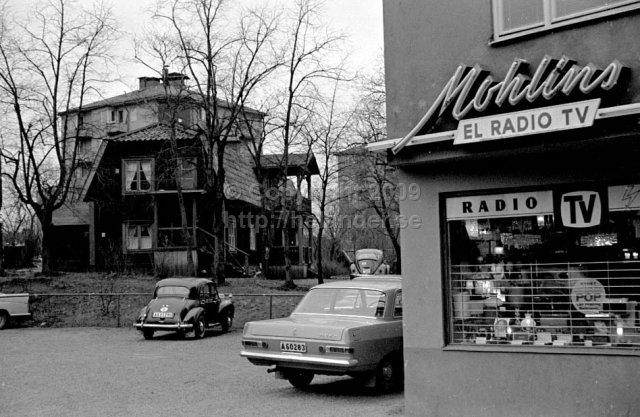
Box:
240;276;403;392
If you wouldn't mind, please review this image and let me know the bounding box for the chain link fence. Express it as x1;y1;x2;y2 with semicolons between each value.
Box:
27;292;306;329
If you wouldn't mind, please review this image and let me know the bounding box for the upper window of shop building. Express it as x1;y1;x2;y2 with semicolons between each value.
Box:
492;0;640;42
445;185;640;352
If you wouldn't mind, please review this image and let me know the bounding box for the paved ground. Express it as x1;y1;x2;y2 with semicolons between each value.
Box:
0;327;404;417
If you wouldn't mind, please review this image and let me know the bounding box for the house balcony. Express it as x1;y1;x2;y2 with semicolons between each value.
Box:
270;196;311;213
106;121;127;135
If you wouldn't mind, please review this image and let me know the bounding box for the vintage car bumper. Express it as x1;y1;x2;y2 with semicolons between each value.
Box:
134;322;193;331
240;350;359;369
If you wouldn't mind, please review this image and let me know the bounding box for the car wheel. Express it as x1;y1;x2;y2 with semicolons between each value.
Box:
194;315;206;339
220;311;233;332
0;311;9;330
375;355;403;393
286;370;314;389
142;329;154;340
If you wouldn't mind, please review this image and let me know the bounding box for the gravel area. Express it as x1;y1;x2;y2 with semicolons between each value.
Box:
0;327;404;417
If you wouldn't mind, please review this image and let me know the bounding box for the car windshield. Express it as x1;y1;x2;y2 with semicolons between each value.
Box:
156;286;190;298
293;288;387;317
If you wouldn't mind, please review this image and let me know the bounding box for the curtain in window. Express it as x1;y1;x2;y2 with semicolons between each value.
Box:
127;226;138;250
140;225;152;249
126;162;138;191
140;161;152;190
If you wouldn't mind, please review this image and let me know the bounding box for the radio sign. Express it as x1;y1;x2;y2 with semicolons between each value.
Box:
571;279;605;315
454;99;600;145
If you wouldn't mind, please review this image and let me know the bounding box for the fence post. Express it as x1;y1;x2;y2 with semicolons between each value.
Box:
116;294;121;328
269;295;273;319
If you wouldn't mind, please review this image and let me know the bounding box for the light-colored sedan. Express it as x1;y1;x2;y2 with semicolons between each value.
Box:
240;276;403;392
0;293;31;329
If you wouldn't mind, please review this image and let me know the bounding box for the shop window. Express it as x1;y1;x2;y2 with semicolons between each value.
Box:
446;187;640;350
126;224;152;251
492;0;640;41
124;159;153;193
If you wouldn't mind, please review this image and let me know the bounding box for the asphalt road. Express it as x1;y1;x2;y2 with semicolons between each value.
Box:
0;327;404;417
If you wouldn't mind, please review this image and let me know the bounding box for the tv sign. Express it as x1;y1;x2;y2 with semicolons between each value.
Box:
556;190;605;228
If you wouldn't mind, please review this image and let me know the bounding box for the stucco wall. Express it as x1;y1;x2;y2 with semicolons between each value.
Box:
383;0;640;140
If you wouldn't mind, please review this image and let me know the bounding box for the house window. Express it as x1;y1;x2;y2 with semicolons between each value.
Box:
126;224;152;251
178;157;197;189
445;186;640;351
249;223;257;251
124;159;153;192
226;217;237;252
110;109;124;123
492;0;640;41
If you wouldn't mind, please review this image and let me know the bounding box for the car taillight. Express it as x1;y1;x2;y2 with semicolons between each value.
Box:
326;346;354;354
242;340;268;349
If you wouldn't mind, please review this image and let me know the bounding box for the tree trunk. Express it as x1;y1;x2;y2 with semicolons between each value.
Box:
316;225;324;284
40;213;56;275
212;185;226;286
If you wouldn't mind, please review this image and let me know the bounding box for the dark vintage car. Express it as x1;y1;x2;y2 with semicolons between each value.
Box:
241;276;403;392
134;278;234;340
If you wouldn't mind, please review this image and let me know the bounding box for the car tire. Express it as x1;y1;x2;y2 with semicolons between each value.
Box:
286;370;314;389
0;311;9;330
142;329;154;340
375;354;403;393
194;315;206;339
220;311;233;332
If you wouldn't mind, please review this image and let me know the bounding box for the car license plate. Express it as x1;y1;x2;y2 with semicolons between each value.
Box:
152;312;174;318
280;341;306;353
363;268;371;273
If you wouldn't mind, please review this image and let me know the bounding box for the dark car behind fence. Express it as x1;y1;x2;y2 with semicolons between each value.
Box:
26;293;305;329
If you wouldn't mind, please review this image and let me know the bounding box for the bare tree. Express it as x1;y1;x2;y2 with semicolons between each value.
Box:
305;81;351;284
152;0;281;285
0;0;116;274
349;56;402;272
272;0;345;288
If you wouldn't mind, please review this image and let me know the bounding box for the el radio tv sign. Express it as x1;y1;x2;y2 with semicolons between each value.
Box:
454;99;600;145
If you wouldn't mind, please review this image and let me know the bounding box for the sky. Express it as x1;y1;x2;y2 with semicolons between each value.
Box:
109;0;384;94
8;0;383;96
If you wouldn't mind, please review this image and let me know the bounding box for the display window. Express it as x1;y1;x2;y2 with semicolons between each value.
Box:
446;185;640;350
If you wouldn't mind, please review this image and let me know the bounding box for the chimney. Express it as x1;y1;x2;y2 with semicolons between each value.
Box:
138;76;161;90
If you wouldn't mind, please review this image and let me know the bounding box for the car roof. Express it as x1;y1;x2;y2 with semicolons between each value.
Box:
156;278;213;288
311;276;401;292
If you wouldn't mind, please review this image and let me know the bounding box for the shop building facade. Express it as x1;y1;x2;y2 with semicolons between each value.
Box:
375;1;640;416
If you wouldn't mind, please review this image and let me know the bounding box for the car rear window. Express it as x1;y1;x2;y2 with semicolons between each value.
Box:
156;286;190;298
294;288;387;317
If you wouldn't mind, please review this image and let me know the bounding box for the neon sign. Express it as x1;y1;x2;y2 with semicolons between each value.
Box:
391;55;627;154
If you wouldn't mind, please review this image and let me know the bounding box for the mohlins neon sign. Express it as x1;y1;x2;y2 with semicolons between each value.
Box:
391;55;627;154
